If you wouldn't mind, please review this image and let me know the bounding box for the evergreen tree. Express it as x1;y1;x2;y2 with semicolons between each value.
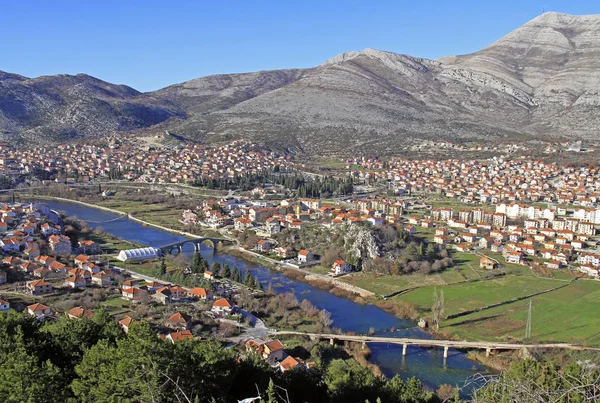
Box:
210;261;221;275
243;270;255;288
231;267;239;283
221;263;231;278
255;277;263;291
191;252;202;273
266;378;278;403
159;258;167;276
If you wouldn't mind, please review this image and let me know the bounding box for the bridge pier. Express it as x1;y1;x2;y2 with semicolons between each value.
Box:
443;346;449;359
486;347;492;357
329;338;335;346
402;344;408;356
193;242;200;252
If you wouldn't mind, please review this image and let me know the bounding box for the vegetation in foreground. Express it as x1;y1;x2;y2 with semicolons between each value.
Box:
0;309;598;402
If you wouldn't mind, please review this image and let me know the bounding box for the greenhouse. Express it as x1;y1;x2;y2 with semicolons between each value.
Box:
116;247;161;262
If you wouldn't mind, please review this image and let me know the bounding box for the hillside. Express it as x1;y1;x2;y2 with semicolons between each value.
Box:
1;12;599;152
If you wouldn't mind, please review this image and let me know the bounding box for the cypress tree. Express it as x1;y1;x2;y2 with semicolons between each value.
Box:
221;263;231;278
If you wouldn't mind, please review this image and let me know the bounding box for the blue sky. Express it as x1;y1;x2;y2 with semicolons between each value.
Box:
1;1;598;91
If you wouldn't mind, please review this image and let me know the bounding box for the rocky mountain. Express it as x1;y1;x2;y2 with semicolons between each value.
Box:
1;12;599;153
0;73;181;143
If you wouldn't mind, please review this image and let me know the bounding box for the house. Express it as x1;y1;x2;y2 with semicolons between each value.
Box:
479;237;494;249
506;252;523;264
188;287;212;300
74;255;90;267
24;248;40;259
479;256;497;270
167;330;193;344
27;279;53;295
265;217;281;235
545;260;562;270
118;316;136;333
27;303;52;320
456;243;473;252
256;239;272;253
48;234;72;256
32;267;52;278
91;272;112;287
203;271;215;280
490;242;504;253
152;287;172;305
67;306;94;319
67;275;87;289
433;235;447;245
49;261;67;272
275;246;295;259
245;338;286;362
0;298;10;313
278;356;315;372
330;260;351;276
35;255;56;266
211;298;234;316
121;286;148;303
165;312;192;330
297;250;314;264
20;262;39;274
78;240;101;254
234;218;253;231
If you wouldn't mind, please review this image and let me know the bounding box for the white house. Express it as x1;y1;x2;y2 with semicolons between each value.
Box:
330;260;351;276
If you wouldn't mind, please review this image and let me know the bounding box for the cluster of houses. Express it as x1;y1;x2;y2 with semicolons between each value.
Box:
245;338;316;373
0;139;294;185
0;202;117;295
346;156;600;206
423;204;599;277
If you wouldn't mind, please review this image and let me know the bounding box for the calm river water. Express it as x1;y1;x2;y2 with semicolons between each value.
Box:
42;200;488;393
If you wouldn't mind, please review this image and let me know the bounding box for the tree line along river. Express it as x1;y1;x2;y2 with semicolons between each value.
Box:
41;199;489;394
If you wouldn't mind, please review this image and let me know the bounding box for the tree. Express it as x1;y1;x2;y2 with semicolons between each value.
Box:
425;243;438;260
159;258;167;276
231;267;240;283
266;378;278;403
191;252;203;273
244;270;255;288
431;288;445;331
211;262;221;276
255;277;263;291
0;332;66;403
221;263;231;279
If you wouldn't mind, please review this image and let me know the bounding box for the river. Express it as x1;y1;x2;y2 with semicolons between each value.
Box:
42;199;488;393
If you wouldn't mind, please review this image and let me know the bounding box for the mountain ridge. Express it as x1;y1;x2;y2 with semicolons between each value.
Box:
1;11;599;153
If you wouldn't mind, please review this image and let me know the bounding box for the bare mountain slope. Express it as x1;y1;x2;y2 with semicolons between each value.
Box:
1;12;599;152
0;73;181;142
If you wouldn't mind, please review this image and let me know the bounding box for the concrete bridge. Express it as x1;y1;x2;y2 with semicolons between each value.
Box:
158;237;227;255
273;331;600;359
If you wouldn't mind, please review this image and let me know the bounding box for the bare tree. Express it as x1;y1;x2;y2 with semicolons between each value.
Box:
431;287;445;331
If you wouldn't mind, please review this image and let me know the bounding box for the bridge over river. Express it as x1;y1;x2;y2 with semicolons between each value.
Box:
273;331;600;358
158;237;227;255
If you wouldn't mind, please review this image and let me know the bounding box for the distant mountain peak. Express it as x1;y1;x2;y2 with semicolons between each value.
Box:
1;12;599;152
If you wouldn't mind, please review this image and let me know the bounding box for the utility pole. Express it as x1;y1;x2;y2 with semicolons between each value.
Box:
525;300;532;340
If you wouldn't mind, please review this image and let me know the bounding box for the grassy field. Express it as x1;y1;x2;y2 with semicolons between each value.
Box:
444;280;600;344
395;275;562;315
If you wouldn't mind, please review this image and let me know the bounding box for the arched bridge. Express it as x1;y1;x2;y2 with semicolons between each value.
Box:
273;331;600;359
158;237;227;255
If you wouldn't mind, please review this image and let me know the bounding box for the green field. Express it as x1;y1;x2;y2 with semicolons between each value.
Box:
444;280;600;344
395;276;562;315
